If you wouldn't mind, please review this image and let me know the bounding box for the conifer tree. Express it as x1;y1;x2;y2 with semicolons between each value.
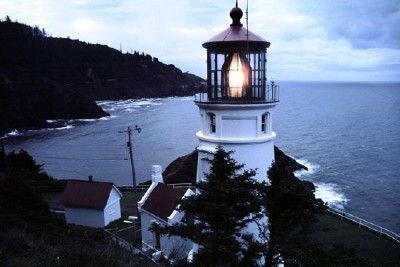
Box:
265;160;326;265
152;146;269;266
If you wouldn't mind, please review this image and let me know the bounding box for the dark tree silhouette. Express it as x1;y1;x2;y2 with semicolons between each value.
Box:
152;146;269;266
265;160;326;265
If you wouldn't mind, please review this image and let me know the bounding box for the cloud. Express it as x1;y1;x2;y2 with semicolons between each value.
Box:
295;0;400;49
0;0;399;81
70;18;101;32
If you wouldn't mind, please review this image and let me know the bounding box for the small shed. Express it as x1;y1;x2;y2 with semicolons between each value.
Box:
62;179;122;228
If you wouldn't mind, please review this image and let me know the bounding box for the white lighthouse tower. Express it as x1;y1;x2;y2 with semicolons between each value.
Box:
195;3;279;184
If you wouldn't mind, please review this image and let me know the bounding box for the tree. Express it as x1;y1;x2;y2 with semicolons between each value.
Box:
5;150;51;181
152;146;269;266
0;144;6;172
265;160;326;265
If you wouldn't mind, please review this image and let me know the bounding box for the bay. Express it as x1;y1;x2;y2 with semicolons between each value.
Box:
3;81;400;233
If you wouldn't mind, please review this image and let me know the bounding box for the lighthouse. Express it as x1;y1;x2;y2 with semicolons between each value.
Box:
195;2;279;184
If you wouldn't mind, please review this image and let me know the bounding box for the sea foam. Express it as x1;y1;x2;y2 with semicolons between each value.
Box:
293;158;320;177
97;98;162;112
293;158;348;209
314;182;349;209
0;129;22;139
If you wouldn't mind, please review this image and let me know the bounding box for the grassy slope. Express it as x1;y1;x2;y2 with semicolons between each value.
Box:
286;212;400;266
0;179;154;267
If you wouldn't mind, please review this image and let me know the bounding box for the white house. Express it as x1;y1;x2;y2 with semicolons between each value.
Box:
138;165;193;261
62;178;122;228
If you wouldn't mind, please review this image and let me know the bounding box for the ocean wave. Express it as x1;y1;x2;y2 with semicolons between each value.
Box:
54;125;74;130
46;119;61;123
96;100;115;105
314;182;349;209
294;158;320;177
0;129;22;139
27;125;75;132
96;98;162;112
68;115;117;122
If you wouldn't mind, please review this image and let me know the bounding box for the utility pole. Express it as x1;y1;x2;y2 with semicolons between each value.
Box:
121;125;141;193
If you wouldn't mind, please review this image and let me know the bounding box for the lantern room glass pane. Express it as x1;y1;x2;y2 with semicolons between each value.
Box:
206;48;268;102
217;54;225;70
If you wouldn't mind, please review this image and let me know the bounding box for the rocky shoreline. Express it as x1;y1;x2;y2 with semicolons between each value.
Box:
140;146;308;185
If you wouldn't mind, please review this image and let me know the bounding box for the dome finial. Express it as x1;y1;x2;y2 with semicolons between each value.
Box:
230;1;243;26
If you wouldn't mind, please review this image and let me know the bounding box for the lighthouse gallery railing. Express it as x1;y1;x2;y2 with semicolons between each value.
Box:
194;83;279;103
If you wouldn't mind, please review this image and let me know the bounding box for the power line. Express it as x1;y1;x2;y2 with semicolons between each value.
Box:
34;155;125;161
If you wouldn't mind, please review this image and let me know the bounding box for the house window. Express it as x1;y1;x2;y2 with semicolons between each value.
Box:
208;113;216;133
261;113;269;133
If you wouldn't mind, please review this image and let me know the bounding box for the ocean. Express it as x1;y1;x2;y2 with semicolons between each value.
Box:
2;81;400;233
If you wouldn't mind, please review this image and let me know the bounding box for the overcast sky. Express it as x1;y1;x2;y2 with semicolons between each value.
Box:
1;0;399;81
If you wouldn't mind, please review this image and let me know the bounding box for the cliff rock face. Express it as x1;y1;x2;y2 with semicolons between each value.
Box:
0;77;109;131
274;146;308;173
0;19;205;133
162;150;198;184
158;146;308;185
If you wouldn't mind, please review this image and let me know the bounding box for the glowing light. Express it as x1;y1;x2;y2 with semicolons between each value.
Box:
228;53;245;97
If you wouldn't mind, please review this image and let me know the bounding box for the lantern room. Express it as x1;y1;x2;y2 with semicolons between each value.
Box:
198;2;279;103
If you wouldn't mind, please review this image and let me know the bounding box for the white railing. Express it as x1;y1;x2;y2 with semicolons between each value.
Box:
327;207;400;244
194;92;208;102
142;241;155;252
119;183;194;192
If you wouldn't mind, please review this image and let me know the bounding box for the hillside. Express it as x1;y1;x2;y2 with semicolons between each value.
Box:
0;18;205;133
0;149;155;266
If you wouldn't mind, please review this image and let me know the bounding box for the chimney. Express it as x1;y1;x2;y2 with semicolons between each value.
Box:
88;175;93;182
151;165;163;184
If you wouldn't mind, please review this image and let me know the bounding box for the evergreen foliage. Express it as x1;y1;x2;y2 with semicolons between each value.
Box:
0;145;6;172
152;146;269;266
0;149;52;181
265;159;326;265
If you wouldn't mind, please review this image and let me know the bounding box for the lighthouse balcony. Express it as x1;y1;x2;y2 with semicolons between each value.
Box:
194;84;279;104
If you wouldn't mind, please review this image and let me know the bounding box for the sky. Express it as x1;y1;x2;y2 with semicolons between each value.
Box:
1;0;399;82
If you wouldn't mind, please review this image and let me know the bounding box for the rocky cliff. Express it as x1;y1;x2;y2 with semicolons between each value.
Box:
139;146;308;185
0;19;205;133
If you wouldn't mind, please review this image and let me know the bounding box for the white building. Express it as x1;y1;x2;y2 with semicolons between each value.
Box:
139;3;280;263
62;178;122;228
195;3;279;184
193;2;279;259
138;165;193;261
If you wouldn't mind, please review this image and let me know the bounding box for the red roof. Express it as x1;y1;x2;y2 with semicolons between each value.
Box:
142;183;185;221
203;26;269;48
62;180;118;210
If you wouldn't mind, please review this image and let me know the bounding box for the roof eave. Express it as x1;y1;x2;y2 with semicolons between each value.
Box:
202;40;270;50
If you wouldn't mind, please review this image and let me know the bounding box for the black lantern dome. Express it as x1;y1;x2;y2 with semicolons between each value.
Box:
200;3;278;103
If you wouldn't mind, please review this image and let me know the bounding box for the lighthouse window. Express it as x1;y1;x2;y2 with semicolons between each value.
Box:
261;113;269;133
208;113;216;133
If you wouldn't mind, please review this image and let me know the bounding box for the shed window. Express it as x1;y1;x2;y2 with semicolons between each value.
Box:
208;113;216;133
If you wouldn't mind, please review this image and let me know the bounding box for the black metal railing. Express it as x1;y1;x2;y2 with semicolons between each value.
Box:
195;82;279;104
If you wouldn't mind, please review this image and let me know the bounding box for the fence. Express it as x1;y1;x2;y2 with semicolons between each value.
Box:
104;228;158;264
119;183;195;192
327;207;400;244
